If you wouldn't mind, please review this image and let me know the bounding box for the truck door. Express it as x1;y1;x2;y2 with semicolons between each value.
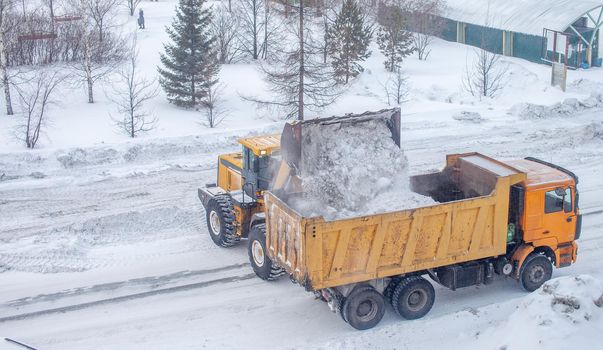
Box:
542;187;576;244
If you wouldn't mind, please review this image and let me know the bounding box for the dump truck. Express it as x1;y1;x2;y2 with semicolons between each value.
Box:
250;151;581;330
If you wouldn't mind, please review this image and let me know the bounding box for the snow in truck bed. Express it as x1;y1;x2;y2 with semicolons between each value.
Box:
292;115;435;220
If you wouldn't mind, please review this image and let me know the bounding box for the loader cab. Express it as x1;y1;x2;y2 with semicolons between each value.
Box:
238;134;281;199
506;158;581;266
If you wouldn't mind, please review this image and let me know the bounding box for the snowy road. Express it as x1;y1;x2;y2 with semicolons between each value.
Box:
1;106;603;349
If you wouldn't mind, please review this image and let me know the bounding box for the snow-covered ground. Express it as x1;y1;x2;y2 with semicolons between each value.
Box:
2;1;603;349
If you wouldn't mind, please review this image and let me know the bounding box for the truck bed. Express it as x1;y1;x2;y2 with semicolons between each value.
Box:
264;153;527;290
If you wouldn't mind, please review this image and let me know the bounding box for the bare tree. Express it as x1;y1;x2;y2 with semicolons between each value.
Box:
462;48;507;98
110;35;158;137
125;0;142;16
236;0;265;60
212;4;242;64
235;0;283;60
383;67;408;105
71;22;124;103
14;70;65;149
0;0;15;115
200;82;227;128
461;2;506;99
248;2;341;120
407;0;444;61
72;0;120;42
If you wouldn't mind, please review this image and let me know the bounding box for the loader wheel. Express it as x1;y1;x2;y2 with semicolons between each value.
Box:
206;196;239;247
520;253;552;292
392;276;435;320
342;286;385;330
248;224;284;281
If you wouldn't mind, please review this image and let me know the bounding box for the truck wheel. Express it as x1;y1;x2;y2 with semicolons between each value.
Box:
392;276;435;320
384;277;402;305
520;254;552;292
205;196;239;247
342;286;385;330
248;224;284;281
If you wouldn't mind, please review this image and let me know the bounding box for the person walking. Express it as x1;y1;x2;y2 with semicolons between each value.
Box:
138;9;145;29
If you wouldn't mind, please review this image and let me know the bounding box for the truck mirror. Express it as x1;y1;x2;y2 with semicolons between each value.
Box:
554;187;565;197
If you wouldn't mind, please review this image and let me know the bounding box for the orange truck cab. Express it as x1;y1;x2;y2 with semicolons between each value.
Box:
507;158;581;276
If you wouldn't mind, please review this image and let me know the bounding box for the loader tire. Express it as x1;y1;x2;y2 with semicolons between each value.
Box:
520;253;552;292
392;276;435;320
248;224;284;281
342;286;385;330
206;195;239;248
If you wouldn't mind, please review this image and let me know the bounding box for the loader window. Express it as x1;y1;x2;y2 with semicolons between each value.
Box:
544;188;571;214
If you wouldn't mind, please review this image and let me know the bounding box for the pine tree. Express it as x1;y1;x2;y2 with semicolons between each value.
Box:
158;0;219;108
327;0;372;84
377;6;414;72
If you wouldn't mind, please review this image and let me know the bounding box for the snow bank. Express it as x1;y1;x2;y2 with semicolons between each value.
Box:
292;114;434;220
319;275;603;350
510;94;603;120
475;275;603;350
0;127;279;180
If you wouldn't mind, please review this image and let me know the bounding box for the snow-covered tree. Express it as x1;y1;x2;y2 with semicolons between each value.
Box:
327;0;372;83
377;5;414;72
158;0;219;108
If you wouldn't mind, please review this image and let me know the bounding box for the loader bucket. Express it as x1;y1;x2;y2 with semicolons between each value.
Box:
280;108;401;171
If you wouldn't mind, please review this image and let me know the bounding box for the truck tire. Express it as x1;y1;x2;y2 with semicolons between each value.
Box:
206;196;239;247
248;224;284;281
392;276;435;320
520;253;552;292
342;286;385;330
384;277;402;305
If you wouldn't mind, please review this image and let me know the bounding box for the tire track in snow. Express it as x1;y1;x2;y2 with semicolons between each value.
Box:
4;263;251;308
0;272;257;323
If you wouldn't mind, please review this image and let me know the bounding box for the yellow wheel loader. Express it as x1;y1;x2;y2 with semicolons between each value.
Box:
198;134;281;248
198;109;401;279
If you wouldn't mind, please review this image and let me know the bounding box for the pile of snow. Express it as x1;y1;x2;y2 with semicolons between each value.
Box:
452;111;485;123
291;112;435;220
474;275;603;350
510;94;603;120
569;78;603;94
